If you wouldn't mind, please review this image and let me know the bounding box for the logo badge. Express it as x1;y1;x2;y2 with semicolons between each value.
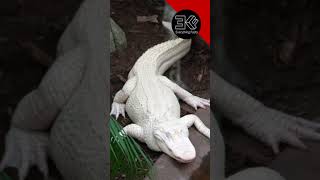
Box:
172;9;201;39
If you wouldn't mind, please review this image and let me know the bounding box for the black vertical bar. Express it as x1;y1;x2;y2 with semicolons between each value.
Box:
211;0;226;179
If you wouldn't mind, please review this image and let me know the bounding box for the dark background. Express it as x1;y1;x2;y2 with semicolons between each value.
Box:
219;0;320;177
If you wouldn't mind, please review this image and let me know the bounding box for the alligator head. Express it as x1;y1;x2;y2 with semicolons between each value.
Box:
153;121;196;163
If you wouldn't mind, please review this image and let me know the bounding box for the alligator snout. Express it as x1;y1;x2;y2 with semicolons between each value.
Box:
175;149;196;163
170;137;196;163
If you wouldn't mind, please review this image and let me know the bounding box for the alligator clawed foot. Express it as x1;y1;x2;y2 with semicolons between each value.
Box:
184;96;210;110
110;102;126;119
0;128;49;180
119;129;127;137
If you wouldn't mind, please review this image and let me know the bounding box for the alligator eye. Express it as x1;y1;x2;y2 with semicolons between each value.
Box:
154;134;160;139
166;132;171;138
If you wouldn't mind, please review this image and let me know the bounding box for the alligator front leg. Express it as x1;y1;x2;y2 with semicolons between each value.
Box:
180;114;210;138
212;70;320;154
121;124;145;142
159;76;210;110
0;46;86;180
111;77;136;119
10;46;86;130
0;128;49;180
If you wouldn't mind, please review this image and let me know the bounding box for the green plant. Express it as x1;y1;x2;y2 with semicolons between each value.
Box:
110;117;153;180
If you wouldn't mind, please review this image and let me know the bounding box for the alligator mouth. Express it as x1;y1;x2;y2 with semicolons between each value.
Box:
169;136;196;163
174;152;196;163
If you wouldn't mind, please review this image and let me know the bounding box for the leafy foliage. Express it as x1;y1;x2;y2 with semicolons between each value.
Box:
110;117;153;180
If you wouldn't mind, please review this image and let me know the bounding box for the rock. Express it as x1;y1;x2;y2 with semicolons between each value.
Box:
190;152;210;180
110;18;127;53
144;109;210;180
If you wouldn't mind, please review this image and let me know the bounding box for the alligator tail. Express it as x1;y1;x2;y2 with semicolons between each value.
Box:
128;38;192;78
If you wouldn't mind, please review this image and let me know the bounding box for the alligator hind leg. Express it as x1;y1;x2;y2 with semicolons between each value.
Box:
111;76;137;119
159;76;210;110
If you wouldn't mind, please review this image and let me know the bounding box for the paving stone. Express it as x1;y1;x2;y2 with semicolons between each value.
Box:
145;109;210;180
269;141;320;180
269;118;320;180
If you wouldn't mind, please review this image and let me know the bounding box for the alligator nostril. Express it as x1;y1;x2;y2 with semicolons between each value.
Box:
183;151;196;159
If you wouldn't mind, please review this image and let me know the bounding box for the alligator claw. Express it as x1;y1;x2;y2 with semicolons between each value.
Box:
0;127;49;180
119;129;127;137
184;96;210;110
110;102;126;119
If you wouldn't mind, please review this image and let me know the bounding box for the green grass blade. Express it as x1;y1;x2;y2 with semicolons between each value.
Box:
109;116;154;180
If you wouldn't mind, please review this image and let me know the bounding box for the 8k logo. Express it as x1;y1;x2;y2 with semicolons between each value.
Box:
172;10;201;39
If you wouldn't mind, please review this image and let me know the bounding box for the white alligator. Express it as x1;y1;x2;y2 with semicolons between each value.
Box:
0;0;109;180
111;38;210;163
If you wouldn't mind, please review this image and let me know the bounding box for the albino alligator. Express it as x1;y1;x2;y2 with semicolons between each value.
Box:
0;0;110;180
111;38;210;163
